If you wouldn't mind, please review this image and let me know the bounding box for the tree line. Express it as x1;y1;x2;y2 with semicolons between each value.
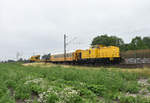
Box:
91;35;150;51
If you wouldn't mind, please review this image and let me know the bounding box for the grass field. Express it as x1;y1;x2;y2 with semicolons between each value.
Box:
1;63;150;103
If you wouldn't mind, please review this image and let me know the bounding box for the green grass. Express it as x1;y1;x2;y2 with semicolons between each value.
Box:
0;63;150;103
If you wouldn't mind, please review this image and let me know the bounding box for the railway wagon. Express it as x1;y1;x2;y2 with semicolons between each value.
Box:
29;55;41;62
50;53;74;63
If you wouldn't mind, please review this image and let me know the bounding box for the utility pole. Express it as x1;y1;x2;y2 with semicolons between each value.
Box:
16;52;20;61
64;34;77;61
64;34;66;61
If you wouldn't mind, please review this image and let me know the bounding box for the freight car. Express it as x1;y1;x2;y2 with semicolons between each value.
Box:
29;55;40;62
30;45;121;64
51;53;74;63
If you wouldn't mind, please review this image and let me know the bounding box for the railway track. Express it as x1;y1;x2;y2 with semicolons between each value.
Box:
27;60;150;68
49;62;150;68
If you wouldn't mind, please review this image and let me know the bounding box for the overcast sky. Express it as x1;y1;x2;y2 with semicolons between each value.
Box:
0;0;150;60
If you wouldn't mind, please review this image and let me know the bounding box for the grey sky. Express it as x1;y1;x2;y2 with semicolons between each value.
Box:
0;0;150;60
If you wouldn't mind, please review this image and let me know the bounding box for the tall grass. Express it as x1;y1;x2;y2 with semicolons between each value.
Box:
0;63;150;103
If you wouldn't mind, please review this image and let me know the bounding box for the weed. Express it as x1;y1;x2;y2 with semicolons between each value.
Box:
0;63;150;103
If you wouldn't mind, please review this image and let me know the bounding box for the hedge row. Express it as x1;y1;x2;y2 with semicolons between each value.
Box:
120;49;150;58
